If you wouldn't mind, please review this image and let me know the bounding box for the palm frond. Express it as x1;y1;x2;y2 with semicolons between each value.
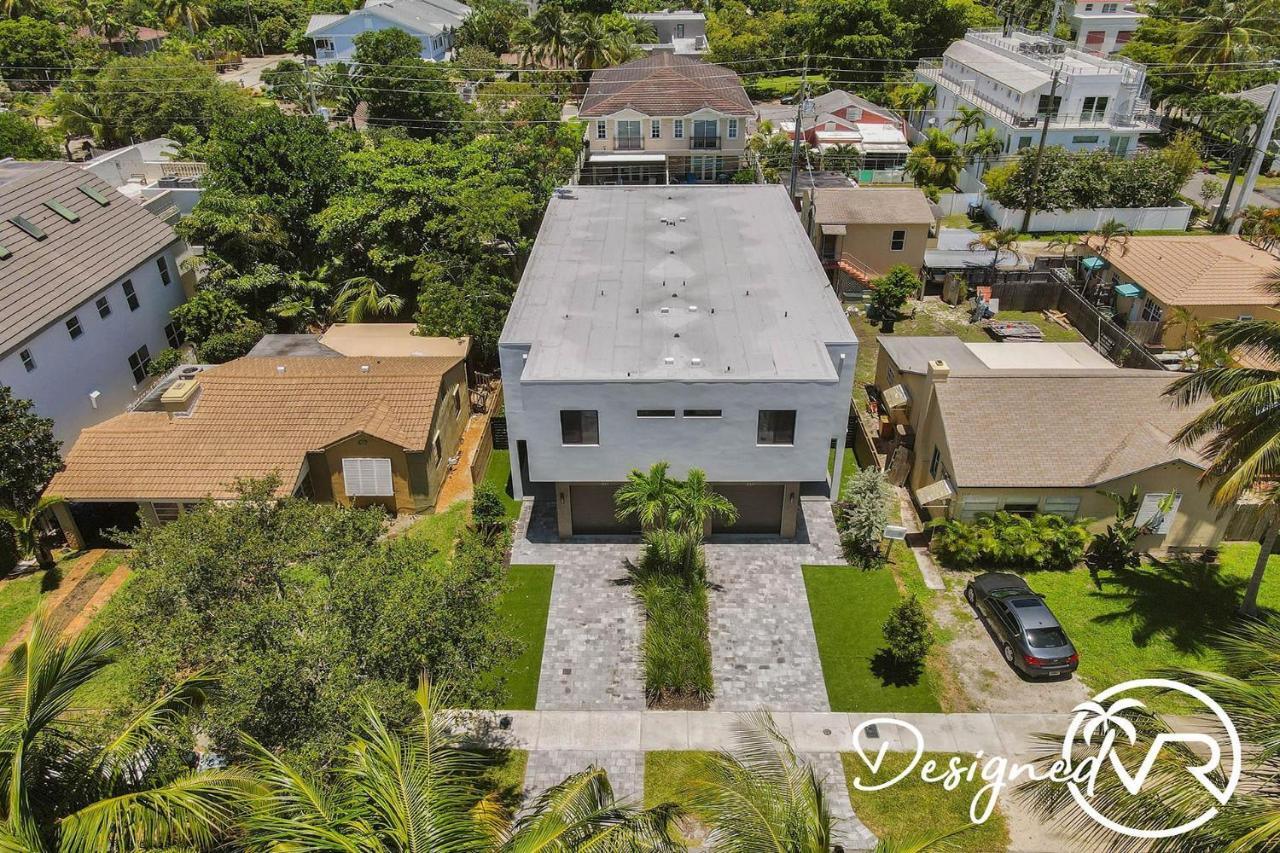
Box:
92;671;216;785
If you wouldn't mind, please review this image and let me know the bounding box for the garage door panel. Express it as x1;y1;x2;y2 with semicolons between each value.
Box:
569;483;636;534
712;483;783;534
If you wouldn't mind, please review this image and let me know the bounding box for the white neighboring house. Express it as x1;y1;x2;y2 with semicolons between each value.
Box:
81;137;206;219
0;160;189;451
499;185;858;540
306;0;470;66
626;10;708;54
1067;1;1146;55
915;27;1159;158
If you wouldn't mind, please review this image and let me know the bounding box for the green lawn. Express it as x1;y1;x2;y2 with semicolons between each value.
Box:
488;564;554;709
404;501;470;560
0;569;54;647
645;751;708;810
842;752;1009;851
1018;542;1280;708
482;449;521;519
475;749;528;812
803;565;942;712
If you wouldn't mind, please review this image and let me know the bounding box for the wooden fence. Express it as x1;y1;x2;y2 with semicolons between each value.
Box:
1054;286;1167;371
469;419;494;488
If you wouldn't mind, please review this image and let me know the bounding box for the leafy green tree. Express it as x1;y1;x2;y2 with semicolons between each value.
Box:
146;346;187;377
0;112;59;160
457;0;527;53
415;264;517;363
614;462;678;530
470;482;506;533
354;29;465;138
194;320;265;363
835;466;890;566
159;0;211;34
170;288;249;342
50;54;253;146
0;613;256;850
905;128;963;192
868;264;921;321
0;495;64;569
0;386;61;513
315;61;363;128
881;594;933;666
177;191;290;272
261;58;310;109
0;17;74;89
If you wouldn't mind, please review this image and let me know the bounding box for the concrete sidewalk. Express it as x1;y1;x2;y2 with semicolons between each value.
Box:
458;709;1072;761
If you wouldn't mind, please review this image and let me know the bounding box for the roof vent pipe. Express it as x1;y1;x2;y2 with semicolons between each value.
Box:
360;364;370;373
276;365;286;375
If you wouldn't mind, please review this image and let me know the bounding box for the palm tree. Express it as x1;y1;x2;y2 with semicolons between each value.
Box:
888;82;935;130
820;142;862;175
567;15;614;71
670;469;738;541
905;129;963;192
1022;618;1280;847
532;6;571;68
1083;217;1131;293
158;0;209;35
317;62;362;129
947;105;985;145
328;276;405;323
0;613;255;850
963;127;1003;177
1044;232;1079;264
244;679;680;849
614;462;678;530
968;228;1021;274
1165;271;1280;617
0;495;64;571
1175;0;1275;67
1237;205;1280;251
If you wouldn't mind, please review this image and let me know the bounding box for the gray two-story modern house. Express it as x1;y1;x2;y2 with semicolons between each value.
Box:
499;185;858;539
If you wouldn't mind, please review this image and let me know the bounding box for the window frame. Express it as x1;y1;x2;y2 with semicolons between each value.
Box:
683;409;722;418
123;279;139;311
1141;299;1163;323
673;119;684;139
96;295;111;318
636;409;676;418
756;410;796;446
19;349;35;372
128;344;151;383
157;256;171;286
727;118;738;139
650;119;661;139
66;316;83;340
341;457;395;497
596;120;607;140
890;229;906;251
560;409;600;446
929;446;942;477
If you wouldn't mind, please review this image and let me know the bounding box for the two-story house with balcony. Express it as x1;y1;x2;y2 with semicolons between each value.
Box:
915;28;1158;159
626;10;708;54
578;53;754;185
305;0;469;65
1067;0;1146;55
499;185;858;539
0;160;190;451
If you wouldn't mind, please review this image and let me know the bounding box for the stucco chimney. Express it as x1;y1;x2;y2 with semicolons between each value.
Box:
927;359;951;384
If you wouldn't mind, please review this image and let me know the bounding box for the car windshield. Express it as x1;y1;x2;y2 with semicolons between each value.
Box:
1025;627;1070;649
1010;597;1043;608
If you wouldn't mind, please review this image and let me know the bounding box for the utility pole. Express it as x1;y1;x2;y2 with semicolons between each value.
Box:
305;62;320;117
1019;69;1059;234
788;54;810;200
1228;65;1280;234
1213;129;1253;231
1047;0;1064;38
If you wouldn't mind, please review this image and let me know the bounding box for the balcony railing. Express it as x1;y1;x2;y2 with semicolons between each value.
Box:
615;137;644;151
691;135;721;150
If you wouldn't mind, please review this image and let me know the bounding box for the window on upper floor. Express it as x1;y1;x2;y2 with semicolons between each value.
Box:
66;316;83;340
1082;96;1109;120
616;120;642;149
1141;300;1163;323
96;295;111;318
1036;94;1062;117
675;22;685;37
651;119;661;138
637;409;675;418
315;38;334;51
19;349;35;372
757;410;795;445
157;256;171;286
165;321;182;348
123;279;139;310
728;118;738;139
128;344;151;383
1102;2;1117;11
673;119;684;139
683;409;721;418
560;410;599;445
596;120;607;140
890;229;906;251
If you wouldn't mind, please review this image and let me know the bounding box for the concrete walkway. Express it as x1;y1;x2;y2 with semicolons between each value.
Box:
896;489;945;591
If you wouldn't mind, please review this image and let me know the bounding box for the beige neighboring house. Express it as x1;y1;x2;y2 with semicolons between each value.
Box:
577;53;754;185
46;353;470;547
1090;235;1280;349
874;336;1225;551
800;187;936;295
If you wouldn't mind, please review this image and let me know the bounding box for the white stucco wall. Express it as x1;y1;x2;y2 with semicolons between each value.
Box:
500;341;857;496
0;243;186;451
312;23;452;65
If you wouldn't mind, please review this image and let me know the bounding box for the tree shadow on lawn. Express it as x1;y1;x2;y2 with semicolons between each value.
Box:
869;648;926;687
1086;556;1264;655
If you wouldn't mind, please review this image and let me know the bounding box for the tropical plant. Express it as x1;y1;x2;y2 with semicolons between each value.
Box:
820;142;862;174
0;385;62;515
0;612;255;850
669;468;738;542
1238;205;1280;251
968;227;1021;273
929;512;1091;571
615;462;678;530
1198;176;1224;211
947;105;985;145
0;495;62;570
471;482;507;534
1044;232;1079;262
905;128;963;191
157;0;210;35
887;82;935;128
1174;0;1277;67
1165;271;1280;617
316;62;362;129
1021;617;1280;849
1083;218;1131;291
834;466;890;566
868;264;922;322
531;6;571;67
328;276;405;323
963;127;1002;175
1084;487;1172;580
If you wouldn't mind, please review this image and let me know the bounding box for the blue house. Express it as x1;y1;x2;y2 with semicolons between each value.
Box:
306;0;470;66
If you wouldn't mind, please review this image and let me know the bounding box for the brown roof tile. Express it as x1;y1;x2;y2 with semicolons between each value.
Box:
46;356;462;501
579;53;753;118
1091;235;1280;307
811;187;936;226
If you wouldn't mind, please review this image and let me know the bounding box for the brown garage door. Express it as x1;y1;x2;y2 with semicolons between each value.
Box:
712;483;784;534
569;483;637;534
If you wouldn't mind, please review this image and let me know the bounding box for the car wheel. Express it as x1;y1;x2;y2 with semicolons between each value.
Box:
1002;643;1015;664
965;585;976;604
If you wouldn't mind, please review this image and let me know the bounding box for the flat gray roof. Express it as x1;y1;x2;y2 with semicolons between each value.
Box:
502;186;856;381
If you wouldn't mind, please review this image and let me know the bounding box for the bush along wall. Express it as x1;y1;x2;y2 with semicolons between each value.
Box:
928;511;1090;571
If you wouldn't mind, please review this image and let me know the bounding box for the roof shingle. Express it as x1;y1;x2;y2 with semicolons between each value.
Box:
1092;235;1279;307
579;53;753;117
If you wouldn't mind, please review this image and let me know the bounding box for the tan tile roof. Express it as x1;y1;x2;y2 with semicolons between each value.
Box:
46;356;462;501
318;323;471;358
0;161;179;356
811;187;936;226
931;370;1210;488
579;53;753;118
1091;235;1280;307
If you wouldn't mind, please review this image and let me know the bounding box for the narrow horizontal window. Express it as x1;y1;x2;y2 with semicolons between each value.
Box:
637;409;675;418
683;409;722;418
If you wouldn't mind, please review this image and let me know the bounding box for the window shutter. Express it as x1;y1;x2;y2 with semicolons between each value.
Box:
343;458;394;497
1135;492;1180;534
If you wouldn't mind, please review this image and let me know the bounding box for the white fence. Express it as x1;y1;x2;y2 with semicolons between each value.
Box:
936;191;982;216
984;199;1193;233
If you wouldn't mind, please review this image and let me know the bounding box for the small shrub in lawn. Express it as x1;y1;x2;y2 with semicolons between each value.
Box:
929;512;1090;571
875;594;933;685
471;482;506;533
834;467;890;567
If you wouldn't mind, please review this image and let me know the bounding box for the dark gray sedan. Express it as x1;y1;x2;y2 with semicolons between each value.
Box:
964;573;1078;677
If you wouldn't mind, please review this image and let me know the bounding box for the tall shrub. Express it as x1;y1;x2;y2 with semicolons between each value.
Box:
929;512;1090;571
834;467;890;567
